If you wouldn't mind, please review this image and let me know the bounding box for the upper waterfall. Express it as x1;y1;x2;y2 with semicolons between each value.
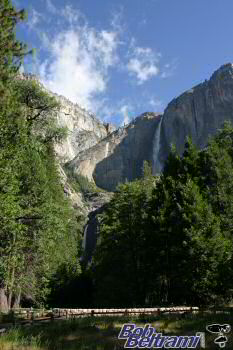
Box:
152;116;163;175
105;142;109;158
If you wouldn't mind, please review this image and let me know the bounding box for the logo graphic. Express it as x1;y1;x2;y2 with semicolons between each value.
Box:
206;324;231;348
118;323;205;348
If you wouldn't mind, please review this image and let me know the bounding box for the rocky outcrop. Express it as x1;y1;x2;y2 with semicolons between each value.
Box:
68;113;161;191
160;63;233;163
21;64;233;259
58;164;89;216
19;73;116;164
21;65;233;192
53;94;116;163
68;63;233;191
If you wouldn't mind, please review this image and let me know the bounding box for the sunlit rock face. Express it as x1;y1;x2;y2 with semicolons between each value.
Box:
52;94;115;163
19;73;116;164
67;64;233;190
70;64;233;191
21;64;233;192
68;113;162;191
161;63;233;163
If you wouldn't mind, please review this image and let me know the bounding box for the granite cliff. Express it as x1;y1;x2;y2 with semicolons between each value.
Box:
67;63;233;191
68;112;161;191
24;64;233;193
19;73;116;164
160;63;233;165
53;94;116;164
20;64;233;259
19;73;115;217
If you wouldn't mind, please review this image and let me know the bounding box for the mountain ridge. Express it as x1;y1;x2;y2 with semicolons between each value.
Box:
21;63;233;193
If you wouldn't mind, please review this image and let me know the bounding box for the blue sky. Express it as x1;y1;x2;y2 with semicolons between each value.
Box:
14;0;233;126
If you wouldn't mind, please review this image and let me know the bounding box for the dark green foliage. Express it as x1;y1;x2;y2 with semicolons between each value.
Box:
0;2;82;310
12;78;67;143
93;125;233;307
48;267;93;308
93;177;155;307
0;0;31;87
0;76;82;310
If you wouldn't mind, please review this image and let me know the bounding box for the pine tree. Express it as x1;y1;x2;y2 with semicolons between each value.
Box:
92;125;233;307
0;0;29;82
93;180;153;307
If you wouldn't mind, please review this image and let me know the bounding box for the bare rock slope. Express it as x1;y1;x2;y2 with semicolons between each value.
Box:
23;64;233;194
161;63;233;163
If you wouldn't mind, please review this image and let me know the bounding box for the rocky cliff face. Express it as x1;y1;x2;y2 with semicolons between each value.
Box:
19;73;115;216
21;64;233;259
67;63;233;191
19;73;116;164
22;64;233;193
53;94;116;163
68;113;161;191
160;63;233;164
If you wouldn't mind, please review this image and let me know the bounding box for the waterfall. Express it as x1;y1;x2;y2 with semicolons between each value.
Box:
82;224;88;252
105;142;109;158
152;116;163;175
81;209;103;262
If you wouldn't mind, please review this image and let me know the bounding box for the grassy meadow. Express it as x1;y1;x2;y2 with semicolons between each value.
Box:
0;312;232;349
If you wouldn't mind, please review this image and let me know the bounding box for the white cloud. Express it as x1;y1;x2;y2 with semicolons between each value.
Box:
39;32;50;48
26;2;174;124
161;59;178;79
149;98;162;108
25;3;121;117
61;5;84;25
110;6;125;35
37;25;119;111
127;39;161;84
27;8;42;30
45;0;57;14
120;104;133;125
86;30;119;67
96;101;118;123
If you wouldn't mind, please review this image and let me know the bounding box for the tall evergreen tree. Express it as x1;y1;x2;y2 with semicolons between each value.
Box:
0;0;29;82
93;125;233;307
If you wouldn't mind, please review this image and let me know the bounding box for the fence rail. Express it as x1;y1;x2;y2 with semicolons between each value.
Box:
52;306;199;318
7;306;233;323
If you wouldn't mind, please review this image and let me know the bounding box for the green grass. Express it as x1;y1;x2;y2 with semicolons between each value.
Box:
0;312;232;349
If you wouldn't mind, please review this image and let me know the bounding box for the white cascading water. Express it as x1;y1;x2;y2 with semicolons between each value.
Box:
152;116;163;175
82;224;88;251
105;142;109;158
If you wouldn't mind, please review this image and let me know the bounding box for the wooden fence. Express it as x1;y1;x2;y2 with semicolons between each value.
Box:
11;306;199;321
1;306;231;329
